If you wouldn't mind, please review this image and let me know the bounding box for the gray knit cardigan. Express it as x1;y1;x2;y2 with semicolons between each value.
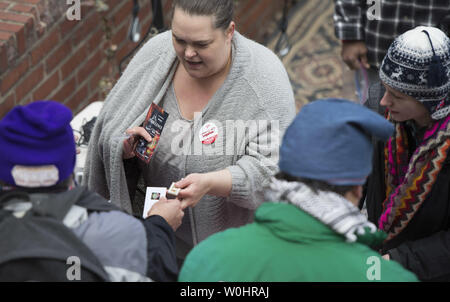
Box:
83;30;295;244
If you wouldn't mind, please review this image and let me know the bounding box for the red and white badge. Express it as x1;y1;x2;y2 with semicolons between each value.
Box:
199;122;219;145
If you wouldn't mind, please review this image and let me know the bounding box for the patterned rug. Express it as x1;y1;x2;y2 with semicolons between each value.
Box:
266;0;356;111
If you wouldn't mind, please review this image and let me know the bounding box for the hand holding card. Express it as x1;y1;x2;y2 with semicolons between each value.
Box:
144;186;184;231
122;128;152;159
143;187;166;219
134;103;169;164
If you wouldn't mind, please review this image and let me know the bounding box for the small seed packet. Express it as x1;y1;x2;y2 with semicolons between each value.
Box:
143;187;167;219
167;182;181;199
135;103;169;164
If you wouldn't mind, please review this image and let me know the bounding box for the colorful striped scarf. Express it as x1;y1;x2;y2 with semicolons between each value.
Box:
379;115;450;241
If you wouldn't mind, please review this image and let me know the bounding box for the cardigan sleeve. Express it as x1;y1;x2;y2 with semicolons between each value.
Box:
83;113;110;200
227;119;284;210
226;75;296;210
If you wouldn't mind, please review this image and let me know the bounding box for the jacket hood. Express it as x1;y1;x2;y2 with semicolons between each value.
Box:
256;202;386;247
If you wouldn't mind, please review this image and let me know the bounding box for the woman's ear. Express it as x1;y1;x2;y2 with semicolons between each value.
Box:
226;21;235;41
344;185;363;206
353;185;363;200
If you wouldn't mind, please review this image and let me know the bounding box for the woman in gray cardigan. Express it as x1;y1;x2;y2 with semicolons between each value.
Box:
84;0;295;261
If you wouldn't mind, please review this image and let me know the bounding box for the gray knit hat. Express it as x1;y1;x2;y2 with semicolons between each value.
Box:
379;26;450;120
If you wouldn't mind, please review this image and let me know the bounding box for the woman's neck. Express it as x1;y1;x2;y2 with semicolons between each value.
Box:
413;114;433;128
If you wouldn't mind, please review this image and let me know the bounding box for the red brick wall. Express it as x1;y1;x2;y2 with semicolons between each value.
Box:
0;0;282;118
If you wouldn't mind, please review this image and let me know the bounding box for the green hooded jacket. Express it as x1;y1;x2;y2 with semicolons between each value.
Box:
179;203;418;282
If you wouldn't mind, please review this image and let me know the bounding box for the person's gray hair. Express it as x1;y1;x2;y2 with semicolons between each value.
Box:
171;0;234;30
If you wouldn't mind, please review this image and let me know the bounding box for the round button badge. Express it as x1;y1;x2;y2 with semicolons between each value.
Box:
199;122;218;145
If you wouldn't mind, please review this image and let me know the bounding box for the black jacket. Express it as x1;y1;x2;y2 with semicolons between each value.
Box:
0;187;178;282
365;133;450;281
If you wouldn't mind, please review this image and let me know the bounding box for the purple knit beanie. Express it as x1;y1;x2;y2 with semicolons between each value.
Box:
0;101;76;187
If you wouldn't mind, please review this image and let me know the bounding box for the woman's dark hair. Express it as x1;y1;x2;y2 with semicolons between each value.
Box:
275;172;355;196
171;0;234;30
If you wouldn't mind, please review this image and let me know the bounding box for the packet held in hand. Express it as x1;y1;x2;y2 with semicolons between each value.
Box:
143;187;167;219
134;103;169;164
167;182;181;199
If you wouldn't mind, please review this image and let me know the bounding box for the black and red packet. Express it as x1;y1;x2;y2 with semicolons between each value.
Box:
134;103;169;164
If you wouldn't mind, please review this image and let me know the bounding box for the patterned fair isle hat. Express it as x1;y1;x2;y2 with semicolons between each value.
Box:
380;26;450;120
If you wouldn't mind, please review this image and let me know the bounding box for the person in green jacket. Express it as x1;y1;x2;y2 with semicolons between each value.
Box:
179;98;418;282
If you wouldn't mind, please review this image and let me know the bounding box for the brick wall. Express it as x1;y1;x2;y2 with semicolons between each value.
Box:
0;0;283;118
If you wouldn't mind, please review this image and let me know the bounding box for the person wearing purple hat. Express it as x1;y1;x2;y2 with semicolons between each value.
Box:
0;101;184;281
364;26;450;281
0;100;77;189
179;98;417;282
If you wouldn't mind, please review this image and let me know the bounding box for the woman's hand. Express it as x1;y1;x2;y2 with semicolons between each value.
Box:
176;173;212;210
148;197;185;231
176;170;232;210
123;127;152;159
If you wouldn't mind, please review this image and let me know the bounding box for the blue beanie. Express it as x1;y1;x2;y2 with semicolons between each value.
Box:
0;101;76;187
279;99;394;185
